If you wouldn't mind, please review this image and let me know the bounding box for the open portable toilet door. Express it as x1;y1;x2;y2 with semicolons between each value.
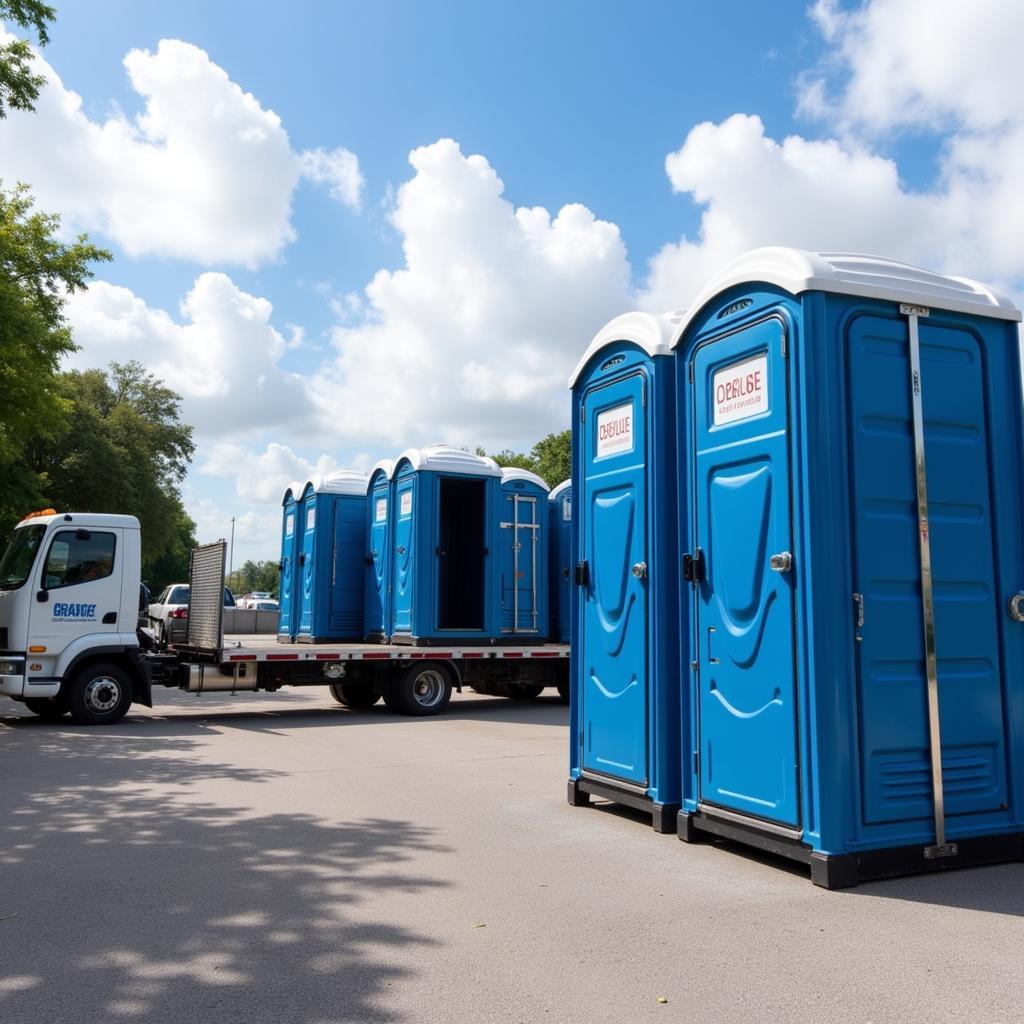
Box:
389;444;502;643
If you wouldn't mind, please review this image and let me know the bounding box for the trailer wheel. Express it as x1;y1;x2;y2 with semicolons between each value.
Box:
330;681;380;709
394;663;452;716
67;662;132;725
505;682;544;700
24;695;70;720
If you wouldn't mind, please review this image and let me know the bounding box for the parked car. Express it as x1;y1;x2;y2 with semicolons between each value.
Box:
237;591;275;609
253;599;279;611
149;584;236;644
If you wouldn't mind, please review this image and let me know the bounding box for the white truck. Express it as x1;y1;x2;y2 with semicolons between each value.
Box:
0;510;569;725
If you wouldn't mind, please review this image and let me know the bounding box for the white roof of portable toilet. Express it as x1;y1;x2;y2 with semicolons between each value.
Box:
394;444;502;477
549;479;571;501
569;310;681;387
282;480;303;505
368;458;395;482
500;467;549;491
302;470;369;497
668;247;1021;349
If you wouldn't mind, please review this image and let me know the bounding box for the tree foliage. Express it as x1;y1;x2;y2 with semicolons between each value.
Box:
227;561;280;600
19;362;196;561
0;1;55;118
0;183;111;463
479;430;571;488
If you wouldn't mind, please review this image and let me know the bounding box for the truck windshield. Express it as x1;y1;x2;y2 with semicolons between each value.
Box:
0;524;46;590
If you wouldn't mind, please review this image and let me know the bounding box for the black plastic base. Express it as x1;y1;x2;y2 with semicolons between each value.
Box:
568;776;679;834
679;807;1024;889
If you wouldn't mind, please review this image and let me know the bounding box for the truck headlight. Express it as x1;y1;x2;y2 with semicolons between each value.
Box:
0;658;25;675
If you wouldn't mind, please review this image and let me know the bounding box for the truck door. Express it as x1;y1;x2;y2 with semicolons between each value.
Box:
690;317;800;827
28;526;124;663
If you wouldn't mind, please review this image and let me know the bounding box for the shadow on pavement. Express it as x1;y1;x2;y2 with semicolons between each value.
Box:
0;728;451;1023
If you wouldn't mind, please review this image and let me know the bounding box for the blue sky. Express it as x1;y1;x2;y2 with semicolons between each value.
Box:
2;1;1021;564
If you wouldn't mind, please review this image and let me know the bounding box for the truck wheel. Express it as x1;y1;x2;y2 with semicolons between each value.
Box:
24;695;70;720
330;681;380;709
68;663;133;725
505;682;544;700
394;663;452;716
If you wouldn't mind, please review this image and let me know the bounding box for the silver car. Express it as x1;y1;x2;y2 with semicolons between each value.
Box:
148;584;236;644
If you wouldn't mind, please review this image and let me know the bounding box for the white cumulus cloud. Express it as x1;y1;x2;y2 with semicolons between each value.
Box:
310;138;631;450
200;442;340;504
64;273;313;437
0;32;361;265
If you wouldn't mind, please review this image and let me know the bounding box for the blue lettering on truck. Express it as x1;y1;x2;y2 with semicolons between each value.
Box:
52;603;97;621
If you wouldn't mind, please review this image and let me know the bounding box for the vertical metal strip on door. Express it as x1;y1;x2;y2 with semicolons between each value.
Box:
902;303;955;858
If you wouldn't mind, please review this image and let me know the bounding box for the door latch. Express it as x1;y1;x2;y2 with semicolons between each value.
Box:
631;562;647;580
575;560;589;587
1009;593;1024;622
769;551;793;573
682;549;705;585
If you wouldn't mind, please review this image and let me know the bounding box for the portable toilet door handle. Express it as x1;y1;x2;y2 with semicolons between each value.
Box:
769;551;793;573
1009;593;1024;622
631;561;647;580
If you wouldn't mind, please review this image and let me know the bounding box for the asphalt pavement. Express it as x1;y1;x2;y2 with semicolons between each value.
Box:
1;685;1022;1024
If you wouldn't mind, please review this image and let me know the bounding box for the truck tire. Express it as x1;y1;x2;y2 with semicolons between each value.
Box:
329;681;380;709
505;682;544;700
394;663;452;716
24;695;70;720
67;662;133;725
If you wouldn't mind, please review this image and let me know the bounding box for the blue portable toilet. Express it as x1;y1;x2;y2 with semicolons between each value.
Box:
389;445;502;645
295;470;370;643
566;312;682;832
671;247;1024;886
548;480;572;643
364;458;395;642
277;481;303;641
496;468;550;639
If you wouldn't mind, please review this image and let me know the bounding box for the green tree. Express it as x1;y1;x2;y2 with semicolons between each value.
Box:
478;430;571;488
21;361;196;563
0;1;55;118
227;561;280;600
0;184;111;477
141;503;197;595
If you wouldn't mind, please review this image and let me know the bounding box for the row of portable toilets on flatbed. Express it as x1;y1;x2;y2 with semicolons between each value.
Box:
277;449;573;647
566;246;1024;888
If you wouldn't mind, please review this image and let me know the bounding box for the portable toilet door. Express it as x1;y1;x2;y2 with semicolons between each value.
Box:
364;459;395;641
566;312;681;832
671;247;1024;887
389;445;502;644
497;469;549;639
295;480;319;640
548;480;572;643
296;471;369;642
277;482;302;642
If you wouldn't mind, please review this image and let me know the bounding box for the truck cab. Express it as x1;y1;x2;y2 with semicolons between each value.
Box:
0;510;157;724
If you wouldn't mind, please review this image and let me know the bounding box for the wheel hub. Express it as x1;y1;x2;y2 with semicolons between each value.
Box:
84;677;120;713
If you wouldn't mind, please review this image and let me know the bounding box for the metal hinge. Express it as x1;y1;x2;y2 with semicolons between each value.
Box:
781;333;788;358
641;383;647;407
693;750;700;775
575;560;589;587
688;361;695;383
682;548;705;585
580;402;585;423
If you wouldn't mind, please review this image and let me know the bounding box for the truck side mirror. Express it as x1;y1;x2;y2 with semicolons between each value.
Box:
36;589;48;603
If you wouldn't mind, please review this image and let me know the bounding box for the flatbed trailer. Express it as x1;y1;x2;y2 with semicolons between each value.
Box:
173;633;569;715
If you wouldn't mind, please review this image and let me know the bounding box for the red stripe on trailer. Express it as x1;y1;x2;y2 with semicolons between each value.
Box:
266;653;300;661
462;652;484;659
362;652;392;660
529;651;560;658
502;652;524;658
229;654;257;662
315;653;340;661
